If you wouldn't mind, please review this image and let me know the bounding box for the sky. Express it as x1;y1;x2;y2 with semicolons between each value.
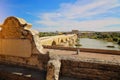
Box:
0;0;120;32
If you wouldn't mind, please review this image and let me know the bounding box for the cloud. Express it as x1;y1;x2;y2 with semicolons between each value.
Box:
36;0;120;31
37;18;120;31
60;0;120;19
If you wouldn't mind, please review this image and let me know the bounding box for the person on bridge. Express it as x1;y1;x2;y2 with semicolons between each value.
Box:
76;49;80;55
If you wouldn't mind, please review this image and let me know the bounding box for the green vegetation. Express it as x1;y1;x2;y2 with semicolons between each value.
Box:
80;32;120;45
75;43;82;47
75;38;82;47
39;31;64;37
39;32;57;37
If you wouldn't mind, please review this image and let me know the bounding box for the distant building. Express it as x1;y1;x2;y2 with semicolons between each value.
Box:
72;30;79;34
71;30;80;37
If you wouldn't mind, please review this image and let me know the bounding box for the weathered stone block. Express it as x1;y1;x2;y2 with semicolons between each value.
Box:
0;16;44;57
0;39;31;57
46;59;61;80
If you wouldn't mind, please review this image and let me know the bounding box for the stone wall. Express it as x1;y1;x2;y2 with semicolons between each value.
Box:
0;54;49;71
43;45;120;55
60;60;120;80
0;39;31;57
0;16;49;71
47;47;120;80
0;16;44;57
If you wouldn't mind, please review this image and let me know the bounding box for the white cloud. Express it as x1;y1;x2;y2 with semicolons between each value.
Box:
36;0;120;31
59;0;119;19
38;18;120;31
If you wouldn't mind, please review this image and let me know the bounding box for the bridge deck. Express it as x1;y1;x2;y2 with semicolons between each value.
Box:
44;49;120;65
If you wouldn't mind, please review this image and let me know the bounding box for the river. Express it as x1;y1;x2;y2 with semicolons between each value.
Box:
79;38;120;50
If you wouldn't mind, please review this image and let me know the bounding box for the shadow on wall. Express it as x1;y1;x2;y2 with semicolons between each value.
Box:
52;41;56;46
61;39;64;43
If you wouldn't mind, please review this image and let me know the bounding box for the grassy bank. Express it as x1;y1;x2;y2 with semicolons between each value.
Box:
80;32;120;45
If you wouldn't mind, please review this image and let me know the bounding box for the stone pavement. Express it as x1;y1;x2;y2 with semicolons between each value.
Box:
45;48;120;65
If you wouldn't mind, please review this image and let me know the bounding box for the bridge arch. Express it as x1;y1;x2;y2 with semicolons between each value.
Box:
66;38;69;41
61;39;64;43
52;41;56;46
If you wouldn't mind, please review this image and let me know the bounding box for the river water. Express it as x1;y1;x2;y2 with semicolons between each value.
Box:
79;38;120;50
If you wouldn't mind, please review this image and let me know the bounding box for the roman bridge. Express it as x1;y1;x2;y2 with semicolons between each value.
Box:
0;16;120;80
39;34;77;47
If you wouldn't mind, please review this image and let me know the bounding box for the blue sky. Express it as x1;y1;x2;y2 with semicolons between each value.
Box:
0;0;120;32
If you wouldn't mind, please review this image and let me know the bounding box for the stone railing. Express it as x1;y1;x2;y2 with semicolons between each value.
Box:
43;45;120;55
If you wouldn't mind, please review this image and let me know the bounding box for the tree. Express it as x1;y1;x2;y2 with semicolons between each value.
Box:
118;39;120;45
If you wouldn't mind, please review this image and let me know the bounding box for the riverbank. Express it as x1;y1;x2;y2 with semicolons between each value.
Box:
79;38;120;50
79;32;120;45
